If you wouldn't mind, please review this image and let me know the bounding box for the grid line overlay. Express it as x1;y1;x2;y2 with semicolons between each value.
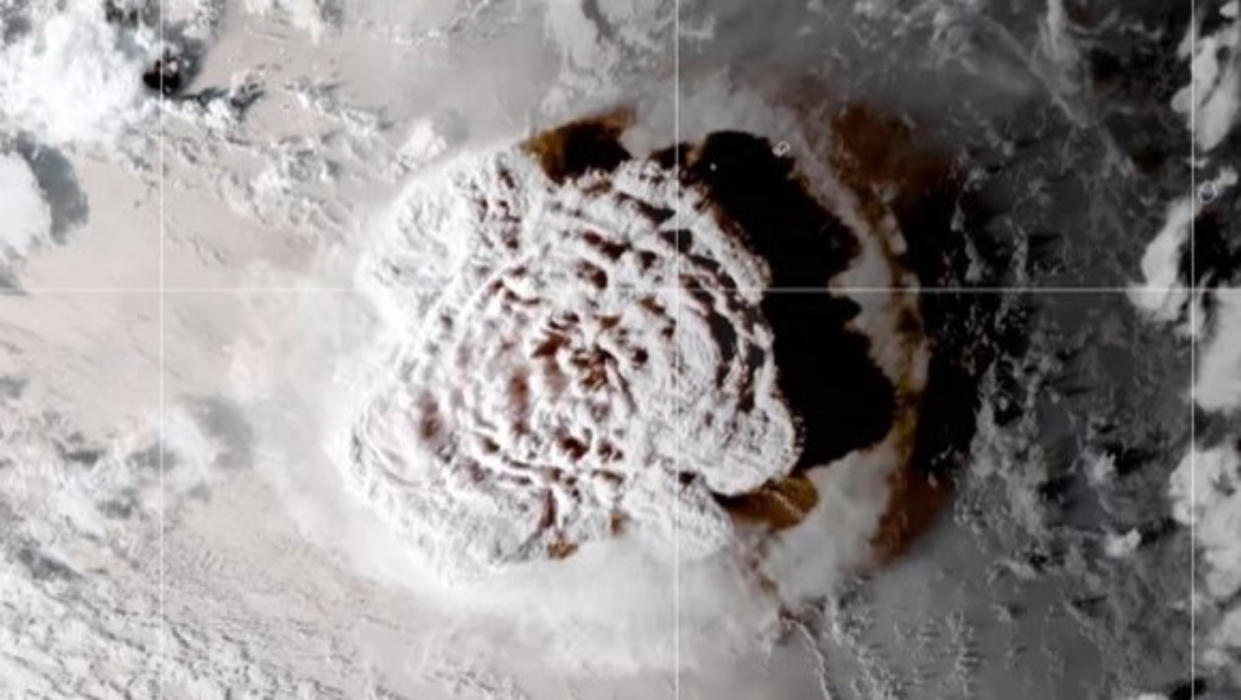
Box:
2;286;1227;295
0;3;1199;696
157;0;167;694
1189;0;1198;689
673;0;682;697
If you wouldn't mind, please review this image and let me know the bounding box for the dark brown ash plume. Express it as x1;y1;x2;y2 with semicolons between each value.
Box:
523;110;633;184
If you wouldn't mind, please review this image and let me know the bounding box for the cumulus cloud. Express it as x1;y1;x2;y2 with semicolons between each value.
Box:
1170;444;1241;603
0;0;157;150
1168;437;1241;676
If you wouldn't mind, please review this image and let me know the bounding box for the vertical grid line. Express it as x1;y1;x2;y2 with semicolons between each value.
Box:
157;0;167;695
133;5;1210;698
1188;0;1198;690
672;0;682;697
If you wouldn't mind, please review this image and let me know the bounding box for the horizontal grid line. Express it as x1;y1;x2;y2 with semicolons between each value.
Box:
1;287;358;295
0;285;1229;296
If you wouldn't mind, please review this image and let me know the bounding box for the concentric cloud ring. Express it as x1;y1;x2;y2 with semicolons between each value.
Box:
349;115;936;579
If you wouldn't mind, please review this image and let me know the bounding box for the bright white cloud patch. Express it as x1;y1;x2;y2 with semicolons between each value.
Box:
1127;197;1194;322
1170;444;1241;602
351;144;796;579
1171;442;1241;690
1104;529;1141;558
1129;169;1237;325
1196;291;1241;412
0;0;156;149
1172;3;1241;152
0;153;53;266
1131;160;1241;678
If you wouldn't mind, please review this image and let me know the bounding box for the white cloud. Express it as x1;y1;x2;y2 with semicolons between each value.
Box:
0;152;53;265
1196;290;1241;411
1103;529;1141;558
1172;5;1241;153
1169;444;1241;603
1129;169;1237;326
1127;197;1194;323
0;0;156;150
